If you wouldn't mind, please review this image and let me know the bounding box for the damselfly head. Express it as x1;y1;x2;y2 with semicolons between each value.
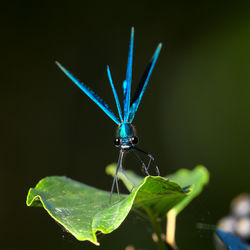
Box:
114;123;139;150
114;135;139;149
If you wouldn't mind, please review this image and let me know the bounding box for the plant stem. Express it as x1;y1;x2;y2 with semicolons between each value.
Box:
147;209;169;250
166;209;177;249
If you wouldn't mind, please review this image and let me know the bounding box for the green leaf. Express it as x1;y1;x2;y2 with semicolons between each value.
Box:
167;165;209;214
26;175;186;245
106;164;209;215
106;164;142;190
106;164;209;249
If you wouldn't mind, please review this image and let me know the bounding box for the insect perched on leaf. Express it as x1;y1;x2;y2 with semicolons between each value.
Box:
56;27;162;202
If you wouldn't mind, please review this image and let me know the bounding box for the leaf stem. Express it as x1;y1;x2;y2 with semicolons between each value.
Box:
146;209;169;250
166;209;177;249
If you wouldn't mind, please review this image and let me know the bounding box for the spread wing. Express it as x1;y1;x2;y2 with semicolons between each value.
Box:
128;43;162;123
56;61;121;125
107;65;123;121
123;27;134;122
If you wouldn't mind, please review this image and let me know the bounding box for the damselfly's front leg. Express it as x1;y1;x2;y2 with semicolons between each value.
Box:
109;150;125;204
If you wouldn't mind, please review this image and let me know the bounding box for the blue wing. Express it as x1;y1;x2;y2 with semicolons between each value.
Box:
123;27;134;122
56;61;121;125
107;65;123;121
216;229;249;250
128;43;162;123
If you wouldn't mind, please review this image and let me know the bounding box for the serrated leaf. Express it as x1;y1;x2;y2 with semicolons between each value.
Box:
27;175;186;245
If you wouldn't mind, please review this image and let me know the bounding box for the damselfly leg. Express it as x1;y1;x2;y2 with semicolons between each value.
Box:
134;146;160;176
131;148;150;175
119;168;135;192
109;150;125;204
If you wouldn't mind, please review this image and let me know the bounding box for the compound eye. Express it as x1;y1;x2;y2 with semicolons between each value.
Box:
131;136;139;145
114;137;121;146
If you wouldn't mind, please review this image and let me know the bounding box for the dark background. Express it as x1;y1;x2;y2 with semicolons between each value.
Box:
1;1;250;249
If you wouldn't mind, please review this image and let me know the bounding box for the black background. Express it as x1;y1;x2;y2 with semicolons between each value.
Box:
1;1;250;250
